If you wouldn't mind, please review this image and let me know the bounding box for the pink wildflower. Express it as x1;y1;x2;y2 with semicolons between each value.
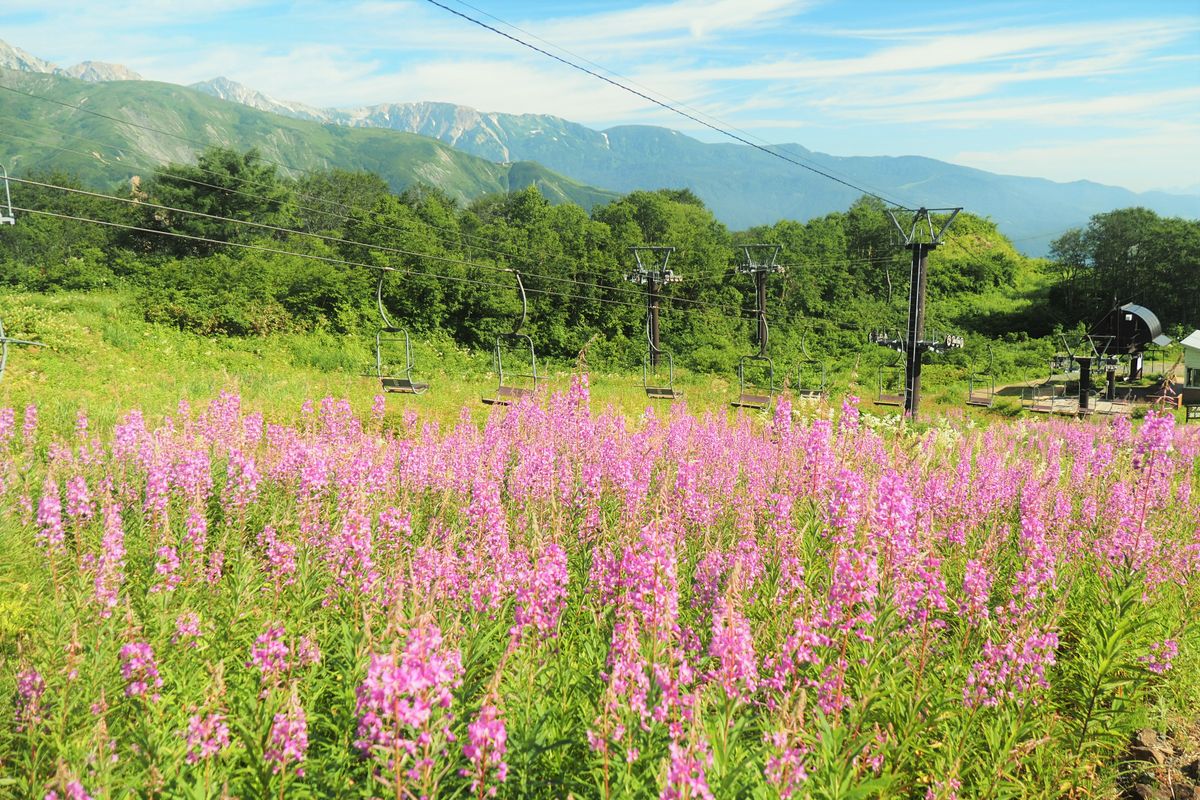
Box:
462;703;508;797
184;712;230;763
660;739;715;800
265;701;308;775
172;612;202;647
15;668;46;731
1140;639;1178;675
119;641;163;701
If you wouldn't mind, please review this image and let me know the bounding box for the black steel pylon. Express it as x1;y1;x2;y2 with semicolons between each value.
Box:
886;207;962;420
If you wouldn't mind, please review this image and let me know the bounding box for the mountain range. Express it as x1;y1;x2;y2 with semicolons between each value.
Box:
0;39;142;83
2;39;1197;255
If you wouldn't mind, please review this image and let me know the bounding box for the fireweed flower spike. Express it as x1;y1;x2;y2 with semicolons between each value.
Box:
265;697;308;776
118;641;163;701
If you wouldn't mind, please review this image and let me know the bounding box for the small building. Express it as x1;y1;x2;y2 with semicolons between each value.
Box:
1183;330;1200;405
1095;303;1173;380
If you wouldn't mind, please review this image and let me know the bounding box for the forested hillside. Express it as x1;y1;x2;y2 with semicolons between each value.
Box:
1;147;1196;378
0;68;617;211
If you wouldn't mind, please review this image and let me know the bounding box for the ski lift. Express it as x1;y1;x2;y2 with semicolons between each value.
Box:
1092;338;1122;374
0;317;45;383
877;362;905;407
966;344;995;407
0;167;14;226
1050;334;1078;377
732;354;776;409
731;311;776;409
643;318;681;400
867;328;906;407
373;272;429;395
794;332;827;400
482;269;539;406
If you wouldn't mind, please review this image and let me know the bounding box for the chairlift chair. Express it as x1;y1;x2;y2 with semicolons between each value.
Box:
794;333;827;400
966;345;995;407
644;350;681;400
731;309;776;409
1050;333;1079;378
373;273;428;395
0;167;14;226
877;364;905;407
872;332;906;407
0;317;45;384
732;354;776;410
482;270;539;406
642;312;681;400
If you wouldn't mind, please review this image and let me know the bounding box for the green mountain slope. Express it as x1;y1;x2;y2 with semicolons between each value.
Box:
290;98;1200;257
0;69;618;210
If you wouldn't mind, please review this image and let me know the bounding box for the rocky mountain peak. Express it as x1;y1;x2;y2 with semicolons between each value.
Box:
0;39;142;82
0;39;56;74
60;61;143;82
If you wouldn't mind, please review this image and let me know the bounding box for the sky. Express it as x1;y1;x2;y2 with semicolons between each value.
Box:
2;0;1199;194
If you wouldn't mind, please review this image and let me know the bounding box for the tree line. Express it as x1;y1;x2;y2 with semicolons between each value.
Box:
0;147;1194;372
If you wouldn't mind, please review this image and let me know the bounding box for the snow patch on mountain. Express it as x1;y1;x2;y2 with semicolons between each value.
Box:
190;76;331;122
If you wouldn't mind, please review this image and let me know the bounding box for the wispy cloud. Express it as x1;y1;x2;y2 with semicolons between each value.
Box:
532;0;808;47
953;123;1200;191
691;18;1194;81
835;87;1200;128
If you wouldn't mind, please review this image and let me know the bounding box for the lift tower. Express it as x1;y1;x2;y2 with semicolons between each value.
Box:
737;244;784;355
626;246;680;369
886;207;962;419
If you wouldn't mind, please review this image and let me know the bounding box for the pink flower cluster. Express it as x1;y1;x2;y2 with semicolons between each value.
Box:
118;641;163;701
355;625;464;760
461;703;508;797
184;712;231;763
265;702;308;775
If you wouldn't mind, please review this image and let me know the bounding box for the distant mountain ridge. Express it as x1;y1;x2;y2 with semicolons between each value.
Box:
1;40;1197;254
190;79;1200;256
0;40;142;82
0;67;619;213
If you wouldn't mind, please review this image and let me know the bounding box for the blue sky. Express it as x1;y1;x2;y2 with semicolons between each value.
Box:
2;0;1198;193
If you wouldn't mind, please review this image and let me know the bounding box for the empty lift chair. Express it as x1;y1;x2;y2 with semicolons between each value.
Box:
868;329;905;407
0;179;44;382
794;333;827;400
0;318;46;384
731;315;777;410
731;243;782;410
644;320;681;400
373;272;429;395
732;352;776;409
966;345;995;407
877;360;905;407
482;270;539;406
627;245;682;400
0;167;14;226
1049;334;1078;380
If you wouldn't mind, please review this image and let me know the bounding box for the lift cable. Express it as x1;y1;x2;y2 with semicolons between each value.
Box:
7;175;767;319
438;0;916;210
11;204;771;325
422;0;913;212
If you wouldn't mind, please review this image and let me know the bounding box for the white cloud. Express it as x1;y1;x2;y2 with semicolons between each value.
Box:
690;18;1195;81
532;0;808;47
836;87;1200;128
952;124;1200;192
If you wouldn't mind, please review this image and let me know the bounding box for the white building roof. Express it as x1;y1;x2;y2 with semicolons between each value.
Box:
1182;330;1200;350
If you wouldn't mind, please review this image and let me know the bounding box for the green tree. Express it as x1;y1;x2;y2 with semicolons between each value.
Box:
137;147;295;255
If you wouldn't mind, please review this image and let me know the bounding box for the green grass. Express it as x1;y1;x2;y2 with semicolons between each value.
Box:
0;289;1190;439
